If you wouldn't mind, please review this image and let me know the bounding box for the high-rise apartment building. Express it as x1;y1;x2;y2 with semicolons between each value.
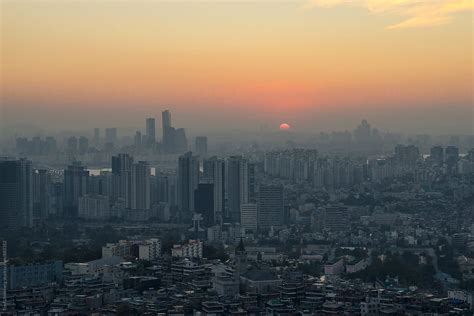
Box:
178;152;199;220
64;162;89;218
0;158;33;228
111;154;133;207
131;161;151;210
195;136;208;156
194;183;214;226
33;169;51;222
227;156;249;223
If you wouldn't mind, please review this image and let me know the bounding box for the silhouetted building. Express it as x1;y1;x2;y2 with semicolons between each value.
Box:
33;169;51;222
194;183;214;226
63;162;89;218
131;161;151;210
227;156;249;223
111;154;133;207
0;158;33;228
178;152;199;221
146;117;156;148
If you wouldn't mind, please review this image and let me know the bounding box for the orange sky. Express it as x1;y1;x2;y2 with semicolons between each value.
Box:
1;0;472;134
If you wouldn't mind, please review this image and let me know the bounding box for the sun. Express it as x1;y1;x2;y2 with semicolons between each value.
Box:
279;123;291;130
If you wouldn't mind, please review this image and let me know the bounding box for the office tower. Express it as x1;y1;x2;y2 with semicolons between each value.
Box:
323;205;349;231
0;158;33;228
177;152;199;220
257;184;284;231
66;136;78;156
111;154;133;207
240;203;257;233
131;161;150;210
175;128;188;153
93;128;100;146
63;162;89;218
227;156;249;223
146;117;156;147
195;136;208;156
430;146;444;165
134;131;142;151
105;128;118;144
33;169;51;222
194;183;214;226
78;136;89;155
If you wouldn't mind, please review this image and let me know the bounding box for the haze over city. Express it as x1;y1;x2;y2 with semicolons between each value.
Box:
0;1;474;315
1;0;473;136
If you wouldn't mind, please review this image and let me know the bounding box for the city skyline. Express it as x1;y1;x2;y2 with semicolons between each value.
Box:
1;0;472;135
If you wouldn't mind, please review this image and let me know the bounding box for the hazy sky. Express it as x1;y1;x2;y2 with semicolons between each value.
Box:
1;0;472;135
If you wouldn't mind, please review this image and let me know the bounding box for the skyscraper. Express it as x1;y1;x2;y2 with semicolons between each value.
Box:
63;162;89;218
33;169;51;222
0;158;33;228
131;161;151;210
111;154;133;207
162;110;172;152
195;136;208;156
226;156;249;223
257;184;284;231
177;152;199;221
146;118;156;148
194;183;214;226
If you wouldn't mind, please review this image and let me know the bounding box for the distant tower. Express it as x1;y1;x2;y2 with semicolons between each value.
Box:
0;158;34;228
162;110;172;152
146;118;156;148
177;152;199;221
